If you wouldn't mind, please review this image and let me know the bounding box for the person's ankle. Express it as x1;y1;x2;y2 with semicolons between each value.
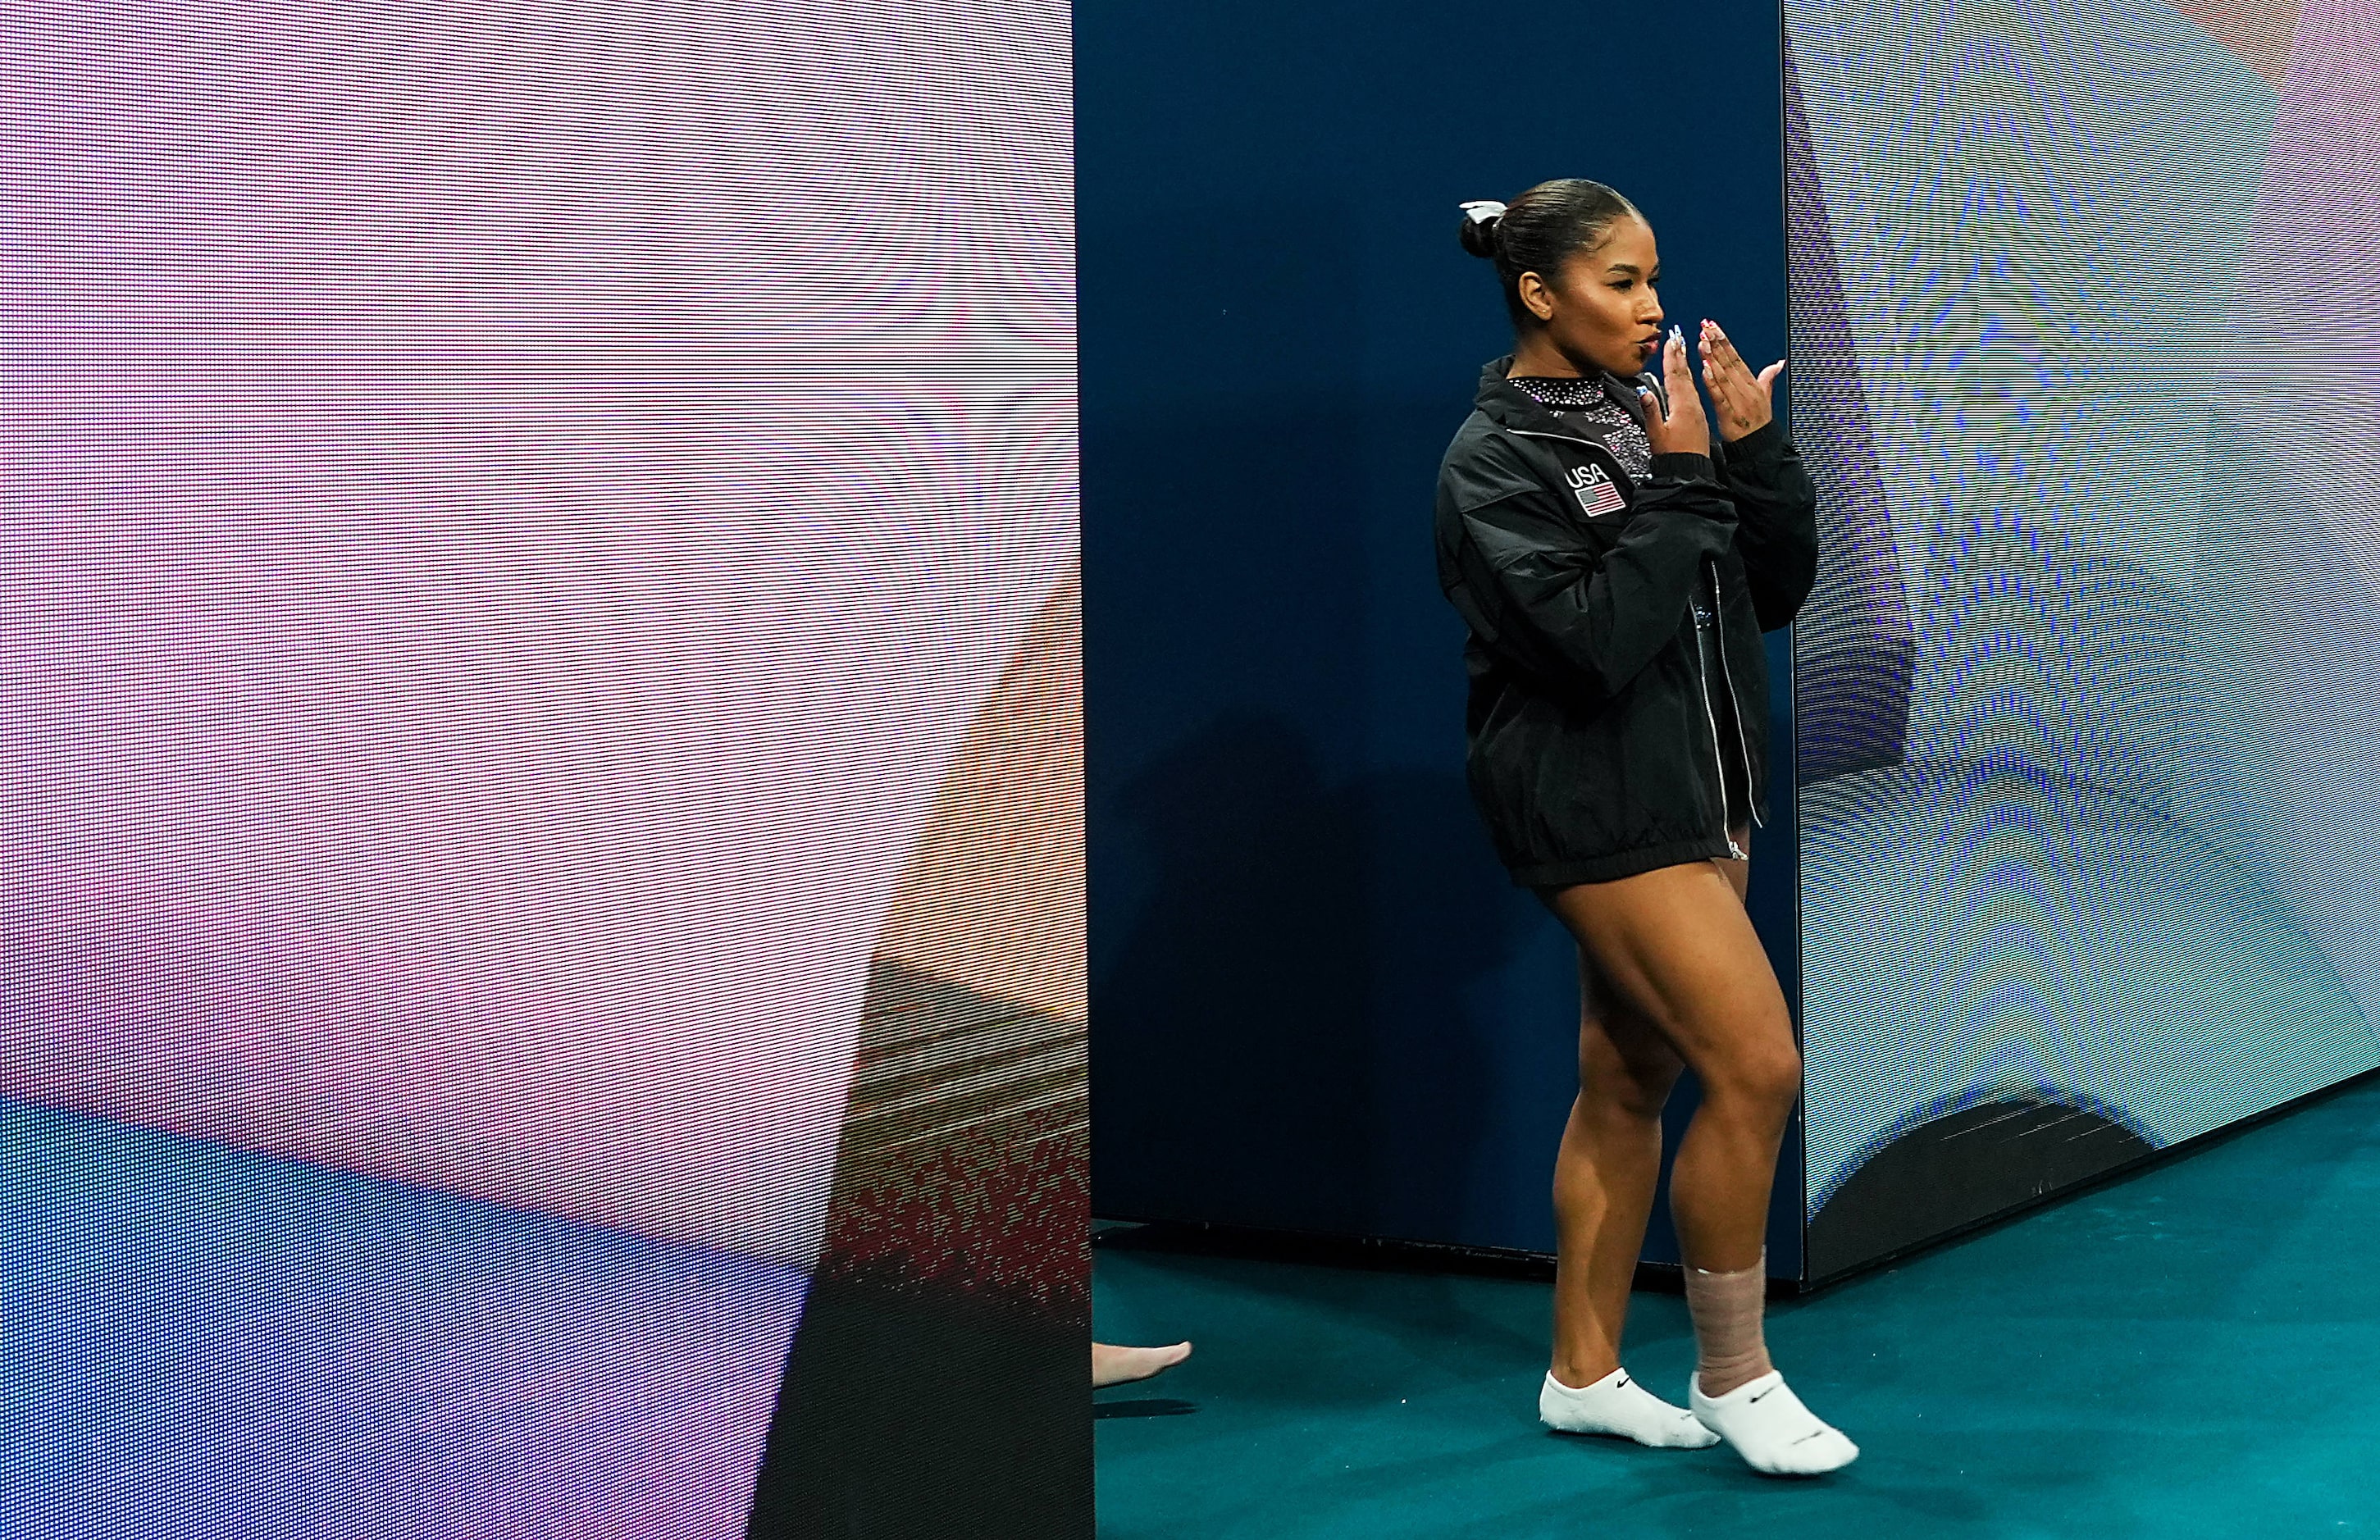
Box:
1694;1351;1773;1398
1548;1358;1621;1392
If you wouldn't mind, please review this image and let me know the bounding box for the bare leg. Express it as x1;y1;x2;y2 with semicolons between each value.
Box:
1671;838;1780;1272
1543;836;1855;1473
1541;831;1795;1276
1548;952;1682;1388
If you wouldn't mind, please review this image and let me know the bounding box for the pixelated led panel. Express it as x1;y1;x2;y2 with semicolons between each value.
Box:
741;569;1088;1533
1784;0;2380;1264
0;1098;809;1540
829;569;1089;1310
1;0;1078;1269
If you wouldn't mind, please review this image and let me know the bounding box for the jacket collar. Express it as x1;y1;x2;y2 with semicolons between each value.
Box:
1474;356;1652;441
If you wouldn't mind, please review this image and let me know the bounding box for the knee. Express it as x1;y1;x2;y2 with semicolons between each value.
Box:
1707;1041;1803;1120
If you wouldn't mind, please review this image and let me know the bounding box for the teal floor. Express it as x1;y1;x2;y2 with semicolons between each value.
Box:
1095;1077;2380;1538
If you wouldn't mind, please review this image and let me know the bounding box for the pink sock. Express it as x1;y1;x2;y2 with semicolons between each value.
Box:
1682;1253;1774;1398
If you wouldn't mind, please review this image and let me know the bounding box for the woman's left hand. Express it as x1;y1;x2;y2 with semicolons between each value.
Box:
1698;321;1784;442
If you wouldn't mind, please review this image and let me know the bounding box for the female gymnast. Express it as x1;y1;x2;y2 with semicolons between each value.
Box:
1434;178;1852;1475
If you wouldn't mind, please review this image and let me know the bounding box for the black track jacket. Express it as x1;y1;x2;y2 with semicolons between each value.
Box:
1434;358;1818;888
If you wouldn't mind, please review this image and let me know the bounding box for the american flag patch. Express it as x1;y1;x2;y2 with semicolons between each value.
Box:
1566;461;1627;518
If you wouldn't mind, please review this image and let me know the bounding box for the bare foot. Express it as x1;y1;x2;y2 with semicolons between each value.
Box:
1092;1341;1192;1389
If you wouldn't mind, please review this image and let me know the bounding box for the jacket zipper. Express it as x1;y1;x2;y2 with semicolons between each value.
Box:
1706;558;1762;833
1692;560;1756;859
1690;615;1746;861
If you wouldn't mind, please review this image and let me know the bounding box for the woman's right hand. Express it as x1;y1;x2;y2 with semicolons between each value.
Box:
1640;330;1712;458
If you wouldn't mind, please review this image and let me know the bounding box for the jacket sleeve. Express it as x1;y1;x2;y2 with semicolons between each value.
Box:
1716;420;1819;631
1453;452;1739;703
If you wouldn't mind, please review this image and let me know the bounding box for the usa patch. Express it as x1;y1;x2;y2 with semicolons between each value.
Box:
1566;461;1626;518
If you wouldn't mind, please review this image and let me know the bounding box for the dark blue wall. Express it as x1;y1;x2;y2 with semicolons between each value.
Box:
1081;0;1802;1273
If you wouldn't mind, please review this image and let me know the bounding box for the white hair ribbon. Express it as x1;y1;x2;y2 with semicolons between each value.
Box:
1458;200;1507;224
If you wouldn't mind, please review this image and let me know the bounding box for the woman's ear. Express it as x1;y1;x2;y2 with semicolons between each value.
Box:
1516;271;1557;323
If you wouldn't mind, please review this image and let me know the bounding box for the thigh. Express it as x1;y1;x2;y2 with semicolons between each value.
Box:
1543;850;1793;1091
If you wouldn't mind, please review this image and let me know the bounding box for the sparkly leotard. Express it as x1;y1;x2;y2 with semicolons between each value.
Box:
1506;373;1653;481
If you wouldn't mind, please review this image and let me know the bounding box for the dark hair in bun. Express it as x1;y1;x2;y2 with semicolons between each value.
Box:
1457;179;1641;326
1457;204;1503;260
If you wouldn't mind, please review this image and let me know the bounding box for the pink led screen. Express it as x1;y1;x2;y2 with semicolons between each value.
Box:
2;0;1084;1533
